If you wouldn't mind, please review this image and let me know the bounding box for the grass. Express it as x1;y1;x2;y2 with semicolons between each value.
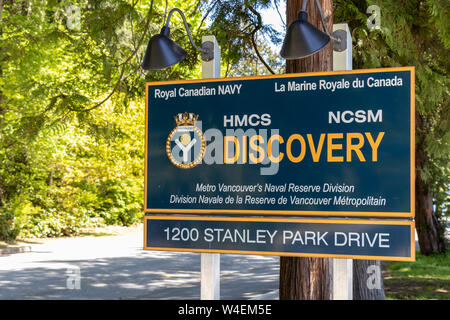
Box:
383;249;450;300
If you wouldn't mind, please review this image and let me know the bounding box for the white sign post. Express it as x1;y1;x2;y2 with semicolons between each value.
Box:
200;35;221;300
332;23;353;300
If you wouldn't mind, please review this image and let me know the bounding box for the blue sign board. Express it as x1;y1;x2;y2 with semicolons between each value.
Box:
144;216;415;261
145;67;415;217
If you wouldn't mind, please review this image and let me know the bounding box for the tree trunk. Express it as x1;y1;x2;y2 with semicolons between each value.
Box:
353;260;385;300
280;257;332;299
415;113;446;255
279;0;333;300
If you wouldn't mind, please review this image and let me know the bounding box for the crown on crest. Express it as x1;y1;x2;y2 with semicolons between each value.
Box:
174;112;198;126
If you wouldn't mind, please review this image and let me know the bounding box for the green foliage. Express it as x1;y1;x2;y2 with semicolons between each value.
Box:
333;0;450;224
197;0;284;76
0;0;204;241
0;99;145;240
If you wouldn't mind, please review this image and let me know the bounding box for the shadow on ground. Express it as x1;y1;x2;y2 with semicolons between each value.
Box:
0;251;279;300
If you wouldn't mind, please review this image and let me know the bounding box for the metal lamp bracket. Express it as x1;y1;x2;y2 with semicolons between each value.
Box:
165;8;215;62
332;29;347;52
201;41;214;62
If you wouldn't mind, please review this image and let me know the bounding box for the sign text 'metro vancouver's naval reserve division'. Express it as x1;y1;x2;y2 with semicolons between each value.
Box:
145;67;415;218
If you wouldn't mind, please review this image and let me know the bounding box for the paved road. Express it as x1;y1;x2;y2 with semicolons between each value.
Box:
0;226;279;300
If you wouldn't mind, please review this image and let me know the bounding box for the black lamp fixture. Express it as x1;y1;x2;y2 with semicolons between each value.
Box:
280;0;346;59
142;8;214;70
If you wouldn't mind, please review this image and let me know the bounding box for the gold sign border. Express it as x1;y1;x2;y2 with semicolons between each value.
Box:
145;66;415;218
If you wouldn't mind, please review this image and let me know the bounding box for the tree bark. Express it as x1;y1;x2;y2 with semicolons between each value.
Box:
415;113;446;255
280;256;332;299
352;260;385;300
279;0;333;300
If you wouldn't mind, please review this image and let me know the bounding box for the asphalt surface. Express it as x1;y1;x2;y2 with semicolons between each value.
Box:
0;226;279;300
2;221;447;300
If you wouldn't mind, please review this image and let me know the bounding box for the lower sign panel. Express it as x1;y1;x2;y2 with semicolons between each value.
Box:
144;216;415;261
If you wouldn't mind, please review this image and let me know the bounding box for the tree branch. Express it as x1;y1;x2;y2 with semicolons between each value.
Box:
273;0;286;27
245;2;275;74
72;0;155;113
0;0;4;23
195;0;220;37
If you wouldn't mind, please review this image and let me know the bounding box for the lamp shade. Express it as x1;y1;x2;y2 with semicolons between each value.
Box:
141;26;187;70
280;11;330;59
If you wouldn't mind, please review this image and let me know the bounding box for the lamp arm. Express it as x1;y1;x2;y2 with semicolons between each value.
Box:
302;0;308;12
313;0;341;43
165;8;206;53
